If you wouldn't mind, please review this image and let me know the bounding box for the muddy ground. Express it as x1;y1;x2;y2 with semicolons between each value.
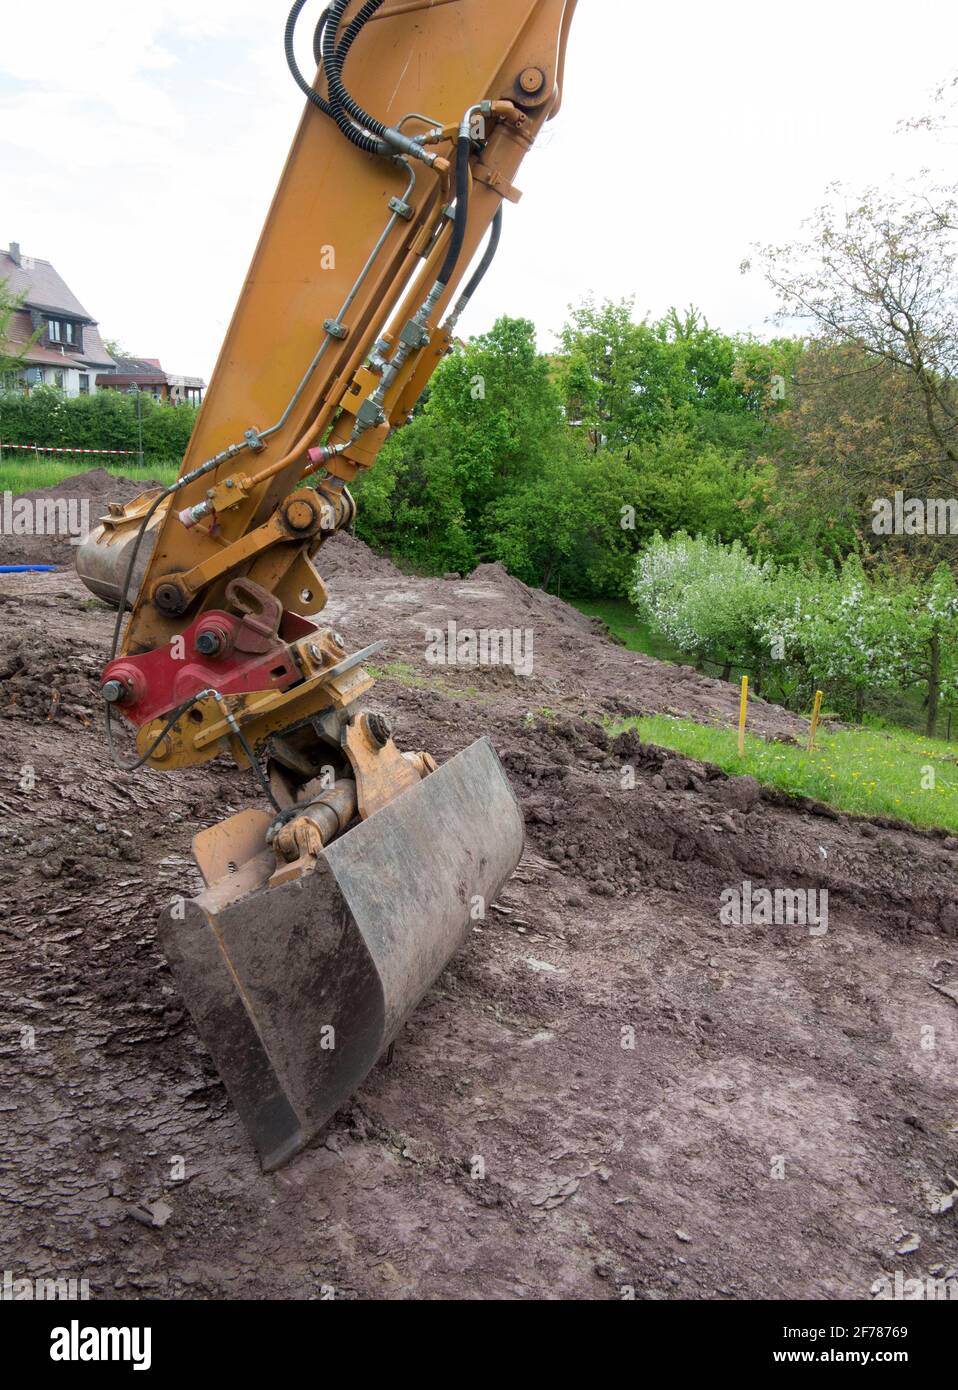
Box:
0;476;956;1300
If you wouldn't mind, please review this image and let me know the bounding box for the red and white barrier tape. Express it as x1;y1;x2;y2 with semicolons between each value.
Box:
0;443;137;456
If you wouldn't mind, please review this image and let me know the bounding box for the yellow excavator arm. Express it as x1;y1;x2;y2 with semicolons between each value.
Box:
77;0;578;1171
80;0;576;772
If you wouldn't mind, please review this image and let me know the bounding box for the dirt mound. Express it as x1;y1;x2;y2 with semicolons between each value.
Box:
0;468;162;568
321;556;806;742
468;561;597;633
318;528;401;580
16;468;159;508
0;634;102;724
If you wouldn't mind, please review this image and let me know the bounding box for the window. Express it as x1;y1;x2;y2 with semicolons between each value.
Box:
78;373;90;395
53;369;65;389
46;318;77;346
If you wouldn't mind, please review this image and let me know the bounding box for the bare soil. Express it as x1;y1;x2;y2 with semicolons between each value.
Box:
0;469;161;568
0;481;956;1301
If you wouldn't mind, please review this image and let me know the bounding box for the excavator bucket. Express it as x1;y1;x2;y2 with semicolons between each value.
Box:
159;738;523;1171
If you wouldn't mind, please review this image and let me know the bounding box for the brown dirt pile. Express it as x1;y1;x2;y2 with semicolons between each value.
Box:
0;469;162;567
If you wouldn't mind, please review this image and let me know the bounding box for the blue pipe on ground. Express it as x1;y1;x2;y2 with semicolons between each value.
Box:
0;565;58;573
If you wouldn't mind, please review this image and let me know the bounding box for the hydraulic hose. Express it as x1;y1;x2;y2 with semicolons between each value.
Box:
461;204;502;302
437;135;472;288
322;0;390;155
285;0;334;117
286;0;379;135
290;0;447;167
444;206;503;331
313;5;330;66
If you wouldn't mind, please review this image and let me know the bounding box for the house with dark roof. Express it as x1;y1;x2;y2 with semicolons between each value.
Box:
96;355;205;406
1;241;205;404
0;241;117;396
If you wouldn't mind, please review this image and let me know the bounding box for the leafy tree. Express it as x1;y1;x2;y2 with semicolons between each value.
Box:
352;415;476;574
428;315;566;522
0;278;37;382
484;451;588;591
750;177;958;487
896;564;958;736
558;298;795;455
355;307;803;594
354;316;571;574
751;339;935;569
784;556;907;723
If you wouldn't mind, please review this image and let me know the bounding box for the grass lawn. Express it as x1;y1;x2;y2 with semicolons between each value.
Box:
571;597;688;662
0;458;181;492
572;596;751;683
615;713;958;834
578;598;954;741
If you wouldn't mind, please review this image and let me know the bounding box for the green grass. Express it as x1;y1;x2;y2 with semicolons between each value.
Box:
0;458;181;492
571;598;688;661
572;597;751;685
367;660;430;690
577;598;953;740
367;660;486;703
615;713;958;833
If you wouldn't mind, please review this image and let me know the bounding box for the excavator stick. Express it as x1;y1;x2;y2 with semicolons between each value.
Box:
160;739;523;1170
76;0;577;1168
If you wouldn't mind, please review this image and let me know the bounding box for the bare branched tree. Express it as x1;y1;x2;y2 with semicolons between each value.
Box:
749;180;958;479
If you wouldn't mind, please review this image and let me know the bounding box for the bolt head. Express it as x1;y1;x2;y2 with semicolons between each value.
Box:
101;679;126;704
367;713;391;748
153;583;185;615
285;498;316;532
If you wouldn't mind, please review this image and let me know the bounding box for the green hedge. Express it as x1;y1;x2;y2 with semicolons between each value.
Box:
0;385;198;464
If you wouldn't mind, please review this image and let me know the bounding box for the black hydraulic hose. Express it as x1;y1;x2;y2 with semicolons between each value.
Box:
438;135;472;287
285;0;334;117
106;686;281;811
462;205;502;302
286;0;375;131
322;0;389;155
313;5;331;66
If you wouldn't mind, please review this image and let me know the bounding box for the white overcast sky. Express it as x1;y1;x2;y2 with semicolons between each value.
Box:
1;0;955;380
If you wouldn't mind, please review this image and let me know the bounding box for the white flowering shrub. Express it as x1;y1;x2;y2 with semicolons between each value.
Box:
632;532;773;674
794;557;906;698
632;541;958;733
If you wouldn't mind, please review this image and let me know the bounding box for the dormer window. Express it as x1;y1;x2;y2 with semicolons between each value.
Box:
47;318;78;346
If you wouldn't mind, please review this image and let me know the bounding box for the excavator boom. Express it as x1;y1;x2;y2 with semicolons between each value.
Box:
77;0;577;1169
